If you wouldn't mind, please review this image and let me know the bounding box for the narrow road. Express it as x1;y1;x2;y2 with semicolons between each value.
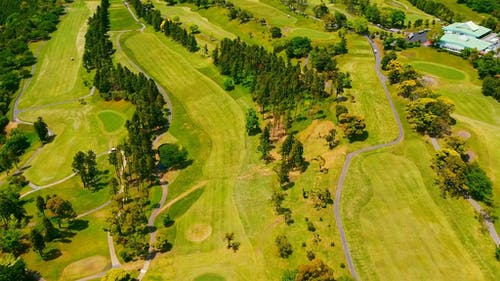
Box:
334;36;405;280
138;183;169;280
430;138;500;246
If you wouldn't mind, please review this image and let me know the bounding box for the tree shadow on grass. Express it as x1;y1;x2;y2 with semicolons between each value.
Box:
43;248;62;261
348;131;369;143
68;219;89;231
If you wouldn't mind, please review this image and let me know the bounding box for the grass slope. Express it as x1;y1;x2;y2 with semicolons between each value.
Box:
119;29;266;280
399;47;500;231
15;0;134;185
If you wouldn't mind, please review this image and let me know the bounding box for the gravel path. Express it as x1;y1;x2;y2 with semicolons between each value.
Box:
334;36;405;280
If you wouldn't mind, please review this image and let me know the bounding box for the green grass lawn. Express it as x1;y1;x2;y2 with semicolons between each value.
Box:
411;61;466;80
22;210;110;281
98;110;126;132
341;135;500;280
18;96;133;185
12;0;134;185
17;0;96;109
109;0;142;31
115;15;350;278
337;35;398;145
437;0;488;21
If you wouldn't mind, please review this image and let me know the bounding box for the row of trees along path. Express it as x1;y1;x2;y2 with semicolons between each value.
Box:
77;1;173;280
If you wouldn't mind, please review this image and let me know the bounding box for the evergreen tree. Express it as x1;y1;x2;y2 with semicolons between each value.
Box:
258;124;272;161
33;117;49;143
245;108;260;135
29;229;45;256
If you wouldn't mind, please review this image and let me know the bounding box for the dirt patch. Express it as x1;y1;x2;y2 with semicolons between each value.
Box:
186;223;212;242
60;255;108;280
456;130;471;140
5;122;18;135
419;75;438;88
466;151;476;162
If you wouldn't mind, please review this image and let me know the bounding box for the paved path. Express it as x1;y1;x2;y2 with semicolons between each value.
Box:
138;183;169;280
430;138;500;246
334;36;405;281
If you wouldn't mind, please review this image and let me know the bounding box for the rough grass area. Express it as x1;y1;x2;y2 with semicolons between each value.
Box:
194;273;226;281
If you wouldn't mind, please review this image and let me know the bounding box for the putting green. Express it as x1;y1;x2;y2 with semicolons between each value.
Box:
194;273;226;281
411;61;466;81
98;110;125;132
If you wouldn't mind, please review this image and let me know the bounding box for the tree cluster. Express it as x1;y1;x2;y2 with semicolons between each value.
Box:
294;258;336;281
213;38;341;130
460;50;500;102
275;234;293;258
129;0;198;52
0;129;30;173
226;2;253;23
384;56;455;137
433;137;493;205
72;150;100;191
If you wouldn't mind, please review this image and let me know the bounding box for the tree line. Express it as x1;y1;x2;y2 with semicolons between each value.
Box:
128;0;198;52
460;49;500;102
406;0;459;23
457;0;500;16
82;0;173;261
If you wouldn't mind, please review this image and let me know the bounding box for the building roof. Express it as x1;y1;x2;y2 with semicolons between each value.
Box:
443;21;491;38
439;33;492;51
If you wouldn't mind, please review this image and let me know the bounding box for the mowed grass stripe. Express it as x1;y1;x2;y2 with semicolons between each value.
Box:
18;0;96;109
120;30;266;279
338;35;398;145
342;149;486;281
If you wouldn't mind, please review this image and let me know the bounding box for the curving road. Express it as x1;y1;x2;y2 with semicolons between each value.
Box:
333;36;405;280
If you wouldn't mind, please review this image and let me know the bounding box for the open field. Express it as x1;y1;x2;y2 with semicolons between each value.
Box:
16;0;96;109
399;47;500;231
115;16;351;279
341;135;500;280
338;35;398;145
119;28;266;280
8;0;500;280
18;96;133;185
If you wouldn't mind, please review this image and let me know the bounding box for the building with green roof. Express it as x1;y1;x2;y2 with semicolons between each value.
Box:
439;21;499;53
439;34;492;52
443;21;491;38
